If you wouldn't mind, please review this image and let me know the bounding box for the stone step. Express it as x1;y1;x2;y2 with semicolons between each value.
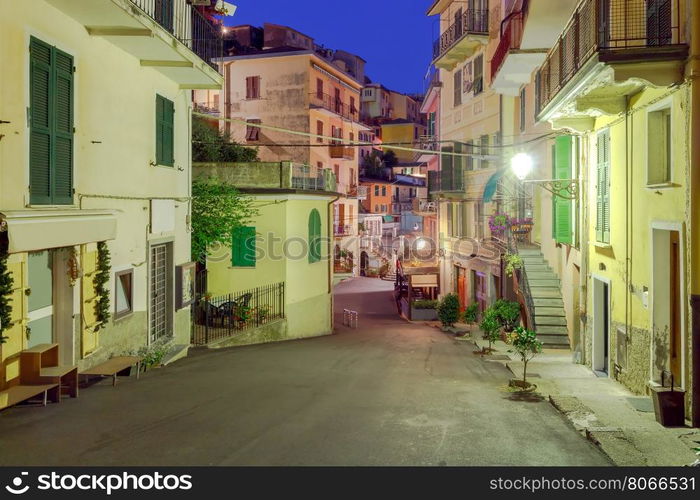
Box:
529;279;560;288
518;248;543;256
533;298;564;307
527;271;559;280
521;256;545;263
539;337;571;349
537;325;569;335
534;306;566;316
535;315;567;326
530;288;563;298
523;263;551;272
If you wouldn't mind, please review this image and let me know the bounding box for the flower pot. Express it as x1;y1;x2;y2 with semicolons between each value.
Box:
509;379;536;392
651;386;685;427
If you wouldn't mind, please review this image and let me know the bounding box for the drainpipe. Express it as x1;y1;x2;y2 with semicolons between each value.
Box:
689;4;700;428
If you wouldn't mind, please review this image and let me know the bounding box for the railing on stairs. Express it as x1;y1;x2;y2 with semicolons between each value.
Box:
506;229;536;331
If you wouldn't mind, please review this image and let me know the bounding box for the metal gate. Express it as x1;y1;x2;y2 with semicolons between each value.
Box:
150;244;168;342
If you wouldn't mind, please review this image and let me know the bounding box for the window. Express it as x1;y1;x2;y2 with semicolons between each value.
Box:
232;226;256;267
479;135;489;169
375;204;379;212
316;120;324;143
474;202;484;239
114;269;133;320
374;185;380;196
156;94;175;167
647;107;672;184
350;96;356;115
473;54;484;95
519;87;526;132
308;209;322;263
334;164;340;182
446;203;453;237
453;70;462;107
428;112;436;137
29;37;74;204
246;119;261;141
381;186;386;196
246;76;261;99
334;88;342;114
316;78;324;99
553;136;573;245
596;130;611;244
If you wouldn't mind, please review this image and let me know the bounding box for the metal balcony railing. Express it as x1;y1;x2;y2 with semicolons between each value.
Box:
291;165;336;191
423;65;441;94
129;0;223;72
309;92;360;121
433;9;489;61
491;10;525;80
329;144;355;160
536;0;682;115
413;198;438;213
334;224;353;236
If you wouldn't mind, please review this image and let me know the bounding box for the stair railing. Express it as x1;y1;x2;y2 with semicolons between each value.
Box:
506;228;536;331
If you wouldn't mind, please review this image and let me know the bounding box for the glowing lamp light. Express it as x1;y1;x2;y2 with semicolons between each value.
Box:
511;153;533;181
415;238;428;251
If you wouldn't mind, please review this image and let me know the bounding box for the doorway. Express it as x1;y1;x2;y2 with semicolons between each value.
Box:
592;276;610;375
150;243;173;344
360;251;368;277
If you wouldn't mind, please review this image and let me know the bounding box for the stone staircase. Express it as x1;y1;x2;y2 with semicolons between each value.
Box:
519;248;570;349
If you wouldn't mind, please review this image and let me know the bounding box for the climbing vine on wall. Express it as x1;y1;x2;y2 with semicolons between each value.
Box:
0;238;14;343
94;241;111;332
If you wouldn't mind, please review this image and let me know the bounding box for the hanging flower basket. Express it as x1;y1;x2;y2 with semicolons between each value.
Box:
488;213;510;237
510;217;534;234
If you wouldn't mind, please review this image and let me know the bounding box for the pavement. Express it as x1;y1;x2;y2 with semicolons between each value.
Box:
461;332;700;466
0;277;608;466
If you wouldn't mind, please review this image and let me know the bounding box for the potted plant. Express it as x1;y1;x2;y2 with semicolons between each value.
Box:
255;305;271;324
437;293;460;329
504;253;523;277
411;299;439;321
462;303;479;325
488;213;510;238
506;326;543;390
492;299;522;333
478;308;501;354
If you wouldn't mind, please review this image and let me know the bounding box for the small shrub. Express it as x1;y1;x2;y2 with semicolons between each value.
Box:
437;293;460;327
479;308;501;353
138;341;171;369
492;299;521;332
504;253;523;277
506;326;543;384
412;299;438;310
463;303;479;324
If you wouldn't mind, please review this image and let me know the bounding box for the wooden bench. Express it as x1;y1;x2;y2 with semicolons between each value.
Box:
20;343;79;399
79;356;141;386
0;384;60;411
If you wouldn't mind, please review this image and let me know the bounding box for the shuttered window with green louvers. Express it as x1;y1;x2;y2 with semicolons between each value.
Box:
308;209;322;263
596;130;611;244
232;226;256;267
441;146;453;191
30;37;73;205
553;136;573;244
156;94;175;167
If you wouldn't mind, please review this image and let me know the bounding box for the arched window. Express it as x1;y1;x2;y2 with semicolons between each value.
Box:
308;209;322;263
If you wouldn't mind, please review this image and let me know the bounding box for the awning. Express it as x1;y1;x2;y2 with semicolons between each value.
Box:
0;210;117;253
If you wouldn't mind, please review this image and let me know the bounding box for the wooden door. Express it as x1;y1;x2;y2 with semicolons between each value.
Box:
457;270;466;312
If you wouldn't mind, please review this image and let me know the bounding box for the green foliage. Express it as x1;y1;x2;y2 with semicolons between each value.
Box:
462;303;479;324
479;308;501;351
506;326;543;383
382;150;398;168
504;252;523;277
192;116;259;163
255;305;271;323
191;179;258;262
0;240;13;343
138;342;170;369
491;299;522;332
94;242;111;332
412;299;438;310
437;293;460;327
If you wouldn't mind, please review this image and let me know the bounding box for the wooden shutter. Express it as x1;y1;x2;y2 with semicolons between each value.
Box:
441;146;453;190
232;226;256;267
596;130;611;243
553;136;572;244
316;120;323;142
156;95;174;167
446;203;454;237
30;37;74;205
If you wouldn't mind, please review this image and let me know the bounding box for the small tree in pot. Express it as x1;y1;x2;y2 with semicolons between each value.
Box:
462;303;479;325
492;299;521;333
437;293;460;328
479;308;501;354
507;326;543;389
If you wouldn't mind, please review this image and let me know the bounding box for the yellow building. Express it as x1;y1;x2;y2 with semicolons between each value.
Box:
0;0;223;394
193;162;337;345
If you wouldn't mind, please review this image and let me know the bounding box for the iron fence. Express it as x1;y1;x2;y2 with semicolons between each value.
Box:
191;282;285;345
491;10;525;80
433;9;489;61
536;0;682;115
129;0;222;71
308;93;360;122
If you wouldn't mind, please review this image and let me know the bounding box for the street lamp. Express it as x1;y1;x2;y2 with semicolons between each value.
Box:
510;152;579;200
511;153;533;181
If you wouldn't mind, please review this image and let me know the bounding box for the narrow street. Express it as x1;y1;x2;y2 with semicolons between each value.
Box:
0;278;608;466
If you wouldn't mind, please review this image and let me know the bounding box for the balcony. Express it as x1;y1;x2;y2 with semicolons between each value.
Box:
45;0;223;88
413;198;438;215
536;0;687;130
490;0;579;96
334;224;353;237
329;144;355;160
433;9;489;69
309;93;360;122
348;185;368;200
415;135;439;163
429;163;465;196
193;162;338;193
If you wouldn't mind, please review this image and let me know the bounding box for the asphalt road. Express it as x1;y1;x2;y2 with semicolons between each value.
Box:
0;278;609;466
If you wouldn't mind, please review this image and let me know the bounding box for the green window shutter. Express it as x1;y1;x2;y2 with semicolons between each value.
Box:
156;95;174;166
596;131;611;244
52;47;74;205
29;38;53;205
446;203;453;237
29;38;74;205
308;209;322;263
553;136;572;244
441;146;453;190
232;226;256;267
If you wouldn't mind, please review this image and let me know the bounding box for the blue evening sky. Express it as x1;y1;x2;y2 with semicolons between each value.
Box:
225;0;437;95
